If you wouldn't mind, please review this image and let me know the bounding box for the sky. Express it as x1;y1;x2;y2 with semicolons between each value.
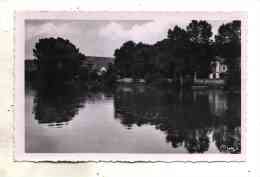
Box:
25;19;230;59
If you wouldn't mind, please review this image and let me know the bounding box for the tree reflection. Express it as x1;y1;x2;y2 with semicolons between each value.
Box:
213;125;241;153
114;85;241;153
165;129;211;153
213;92;241;153
184;129;210;153
32;83;86;127
31;81;114;127
28;80;240;153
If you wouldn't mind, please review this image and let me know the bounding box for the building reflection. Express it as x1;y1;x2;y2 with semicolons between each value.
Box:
114;85;241;153
208;90;228;117
193;89;228;117
28;80;240;153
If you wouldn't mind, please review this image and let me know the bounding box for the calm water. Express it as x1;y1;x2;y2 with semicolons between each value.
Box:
25;83;241;153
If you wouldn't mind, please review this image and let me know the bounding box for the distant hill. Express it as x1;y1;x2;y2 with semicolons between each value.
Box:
25;56;114;72
81;56;114;70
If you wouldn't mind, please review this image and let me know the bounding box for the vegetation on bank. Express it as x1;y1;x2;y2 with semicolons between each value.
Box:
114;20;241;88
26;37;117;89
26;20;241;90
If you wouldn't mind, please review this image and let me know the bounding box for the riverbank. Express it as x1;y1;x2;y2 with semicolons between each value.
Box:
116;77;241;93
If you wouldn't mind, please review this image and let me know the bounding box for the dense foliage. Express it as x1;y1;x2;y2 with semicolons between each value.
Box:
114;20;241;87
31;20;241;89
33;37;85;85
215;21;241;88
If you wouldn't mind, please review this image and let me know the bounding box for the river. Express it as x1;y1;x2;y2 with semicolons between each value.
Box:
25;83;241;153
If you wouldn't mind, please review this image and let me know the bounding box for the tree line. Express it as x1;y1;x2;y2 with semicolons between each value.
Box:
30;37;117;88
114;20;241;87
30;20;241;89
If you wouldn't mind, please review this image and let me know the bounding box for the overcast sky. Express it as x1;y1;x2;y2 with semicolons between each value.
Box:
25;19;230;59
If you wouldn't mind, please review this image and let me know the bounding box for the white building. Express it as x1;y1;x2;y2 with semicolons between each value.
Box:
97;66;107;76
209;59;228;79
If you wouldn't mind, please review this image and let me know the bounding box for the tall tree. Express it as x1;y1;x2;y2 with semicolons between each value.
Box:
114;41;136;77
132;42;152;79
215;20;241;59
186;20;214;78
186;20;213;44
33;37;83;85
167;26;191;77
215;20;241;87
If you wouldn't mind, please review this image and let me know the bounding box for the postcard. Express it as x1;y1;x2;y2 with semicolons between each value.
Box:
15;11;247;161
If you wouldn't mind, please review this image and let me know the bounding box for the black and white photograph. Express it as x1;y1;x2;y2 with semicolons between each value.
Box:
15;12;246;161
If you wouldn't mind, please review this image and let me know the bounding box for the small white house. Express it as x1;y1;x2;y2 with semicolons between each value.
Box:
209;60;228;79
100;67;107;73
97;66;107;76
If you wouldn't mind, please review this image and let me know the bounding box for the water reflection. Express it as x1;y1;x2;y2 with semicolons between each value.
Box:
31;82;113;127
26;82;241;153
32;84;85;127
165;128;211;153
213;125;241;153
114;85;241;153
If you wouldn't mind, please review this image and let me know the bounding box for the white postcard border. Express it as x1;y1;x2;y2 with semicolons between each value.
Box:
15;11;247;162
